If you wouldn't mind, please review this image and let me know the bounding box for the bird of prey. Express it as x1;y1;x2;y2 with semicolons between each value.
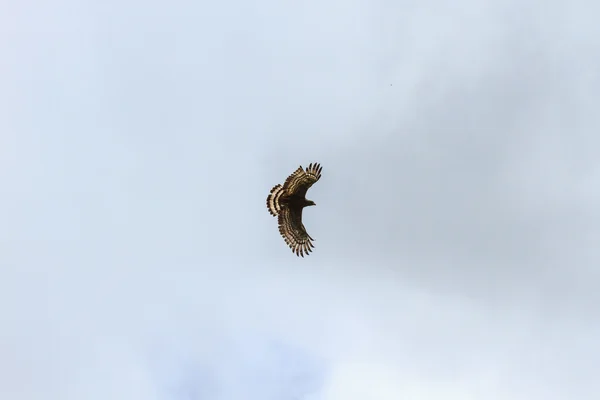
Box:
266;163;322;257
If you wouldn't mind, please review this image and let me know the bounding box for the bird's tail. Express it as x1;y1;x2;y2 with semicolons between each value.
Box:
266;184;285;216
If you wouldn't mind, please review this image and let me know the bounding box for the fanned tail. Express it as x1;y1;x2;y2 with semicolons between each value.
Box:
266;184;285;216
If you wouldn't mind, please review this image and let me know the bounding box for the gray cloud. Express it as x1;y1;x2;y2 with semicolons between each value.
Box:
2;0;599;399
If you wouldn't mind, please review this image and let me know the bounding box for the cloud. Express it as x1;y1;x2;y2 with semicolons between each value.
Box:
2;0;599;399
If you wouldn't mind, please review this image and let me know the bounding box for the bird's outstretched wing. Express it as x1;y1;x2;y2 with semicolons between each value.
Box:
277;206;314;257
282;163;322;197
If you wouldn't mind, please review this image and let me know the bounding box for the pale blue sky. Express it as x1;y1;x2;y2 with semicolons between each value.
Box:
2;0;600;399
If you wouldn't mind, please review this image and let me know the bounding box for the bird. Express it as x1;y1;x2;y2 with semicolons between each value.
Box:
266;162;322;257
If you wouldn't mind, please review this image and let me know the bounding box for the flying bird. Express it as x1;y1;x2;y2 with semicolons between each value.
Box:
266;163;322;257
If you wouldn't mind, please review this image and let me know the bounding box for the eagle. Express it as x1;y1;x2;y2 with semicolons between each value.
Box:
266;162;322;257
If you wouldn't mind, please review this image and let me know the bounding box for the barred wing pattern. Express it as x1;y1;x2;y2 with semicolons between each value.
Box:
266;163;322;257
282;163;322;197
278;207;314;257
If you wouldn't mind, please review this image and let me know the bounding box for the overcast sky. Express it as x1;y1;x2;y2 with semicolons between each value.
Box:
2;0;600;399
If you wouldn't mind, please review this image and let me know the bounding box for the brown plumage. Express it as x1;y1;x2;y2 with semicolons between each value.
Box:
266;163;322;257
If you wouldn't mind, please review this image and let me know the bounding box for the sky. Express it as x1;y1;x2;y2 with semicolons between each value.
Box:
2;0;600;399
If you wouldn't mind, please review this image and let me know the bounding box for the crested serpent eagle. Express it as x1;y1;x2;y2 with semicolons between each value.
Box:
266;163;322;257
